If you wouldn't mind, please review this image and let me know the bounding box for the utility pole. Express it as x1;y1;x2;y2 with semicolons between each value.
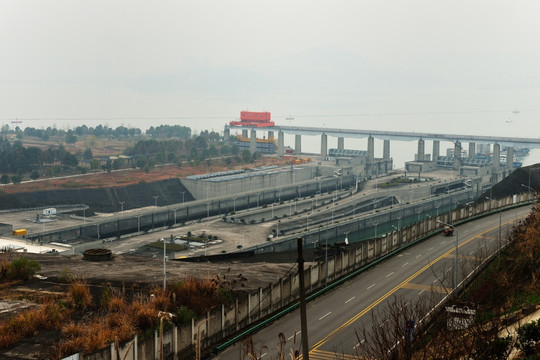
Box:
297;238;310;360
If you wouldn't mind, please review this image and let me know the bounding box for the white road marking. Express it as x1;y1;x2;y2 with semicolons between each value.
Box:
353;339;366;349
428;247;434;251
402;262;409;267
386;272;394;277
416;255;421;259
418;290;425;295
345;296;356;303
288;331;300;340
367;283;375;290
319;312;332;320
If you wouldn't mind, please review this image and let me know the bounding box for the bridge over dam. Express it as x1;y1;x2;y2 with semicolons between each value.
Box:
226;124;540;183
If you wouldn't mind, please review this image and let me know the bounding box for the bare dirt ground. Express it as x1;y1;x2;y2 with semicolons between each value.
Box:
1;157;291;194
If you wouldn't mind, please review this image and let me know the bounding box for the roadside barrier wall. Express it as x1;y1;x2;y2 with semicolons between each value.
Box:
69;192;533;360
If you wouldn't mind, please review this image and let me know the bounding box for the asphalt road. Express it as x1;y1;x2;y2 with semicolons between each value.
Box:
213;205;531;360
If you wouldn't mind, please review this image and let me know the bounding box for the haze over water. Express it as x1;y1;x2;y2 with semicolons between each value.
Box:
1;1;539;168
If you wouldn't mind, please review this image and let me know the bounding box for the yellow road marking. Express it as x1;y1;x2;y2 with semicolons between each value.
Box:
309;216;521;353
442;253;481;261
309;349;360;360
401;282;450;294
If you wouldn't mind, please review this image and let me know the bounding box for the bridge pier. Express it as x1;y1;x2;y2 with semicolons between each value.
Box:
295;135;302;155
250;129;257;154
492;143;501;182
383;140;390;160
337;137;344;150
416;139;425;161
366;136;375;177
453;141;462;170
242;129;248;138
468;142;475;158
277;131;284;157
432;140;440;162
507;146;514;170
321;134;328;158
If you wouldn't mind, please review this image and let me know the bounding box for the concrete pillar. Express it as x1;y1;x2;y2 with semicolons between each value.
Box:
453;141;461;170
367;136;374;163
242;129;248;138
277;131;284;157
432;140;440;161
268;130;274;140
492;143;501;168
295;134;302;155
321;133;328;158
468;142;476;158
250;129;257;154
383;140;390;160
492;143;501;182
417;139;425;161
337;137;344;150
506;146;514;170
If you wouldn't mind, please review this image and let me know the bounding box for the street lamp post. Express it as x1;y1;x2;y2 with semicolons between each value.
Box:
521;183;534;201
486;196;493;212
162;237;167;290
437;220;459;288
181;191;186;205
498;201;502;254
288;204;292;219
153;195;159;208
119;201;125;215
137;214;141;233
206;202;211;220
306;213;312;231
372;222;378;238
233;197;237;213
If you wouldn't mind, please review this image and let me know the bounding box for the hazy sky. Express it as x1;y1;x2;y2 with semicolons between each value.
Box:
1;0;539;136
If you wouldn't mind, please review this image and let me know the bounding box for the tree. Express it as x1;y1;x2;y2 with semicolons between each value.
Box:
11;175;22;184
30;170;39;181
90;159;101;170
105;160;112;173
242;150;252;163
1;174;10;184
62;152;78;167
136;155;147;169
65;131;78;145
4;257;41;280
83;148;93;160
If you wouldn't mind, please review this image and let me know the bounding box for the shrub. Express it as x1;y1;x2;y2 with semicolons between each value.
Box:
175;306;197;325
516;320;540;356
5;257;41;280
66;280;93;310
